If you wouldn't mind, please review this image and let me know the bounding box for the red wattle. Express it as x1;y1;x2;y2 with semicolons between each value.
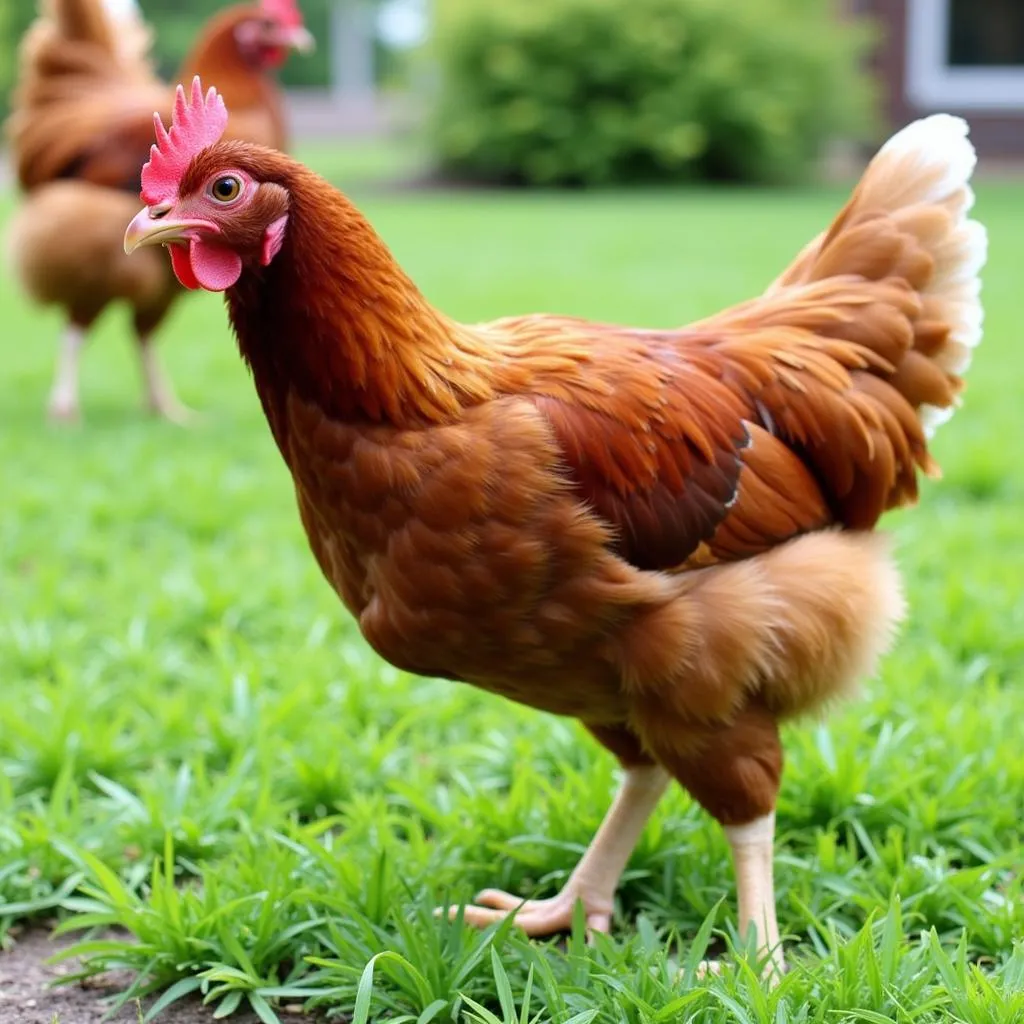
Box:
188;240;243;292
169;244;200;290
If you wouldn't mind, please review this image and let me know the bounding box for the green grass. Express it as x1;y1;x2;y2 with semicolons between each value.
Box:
1;147;1022;1022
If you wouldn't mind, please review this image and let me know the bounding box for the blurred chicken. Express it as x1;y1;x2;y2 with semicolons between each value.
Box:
126;81;985;974
5;0;311;422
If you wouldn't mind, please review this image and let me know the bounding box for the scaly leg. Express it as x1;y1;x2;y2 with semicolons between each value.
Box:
454;763;669;934
138;336;194;424
726;812;784;977
47;324;86;422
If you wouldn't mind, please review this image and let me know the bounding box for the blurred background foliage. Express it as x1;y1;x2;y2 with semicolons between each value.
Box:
1;0;877;186
433;0;877;186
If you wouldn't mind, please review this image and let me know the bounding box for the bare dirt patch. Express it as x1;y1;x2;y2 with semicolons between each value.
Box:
0;927;261;1024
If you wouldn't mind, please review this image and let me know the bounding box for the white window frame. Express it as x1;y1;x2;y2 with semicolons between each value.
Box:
906;0;1024;109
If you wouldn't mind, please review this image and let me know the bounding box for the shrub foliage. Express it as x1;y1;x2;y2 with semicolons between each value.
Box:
432;0;874;186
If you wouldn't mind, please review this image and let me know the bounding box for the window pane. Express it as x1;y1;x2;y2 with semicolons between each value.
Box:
948;0;1024;66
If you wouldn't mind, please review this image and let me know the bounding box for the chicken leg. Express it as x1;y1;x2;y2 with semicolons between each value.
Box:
455;763;669;933
725;812;784;976
138;335;194;424
456;708;786;981
645;703;787;977
47;323;86;422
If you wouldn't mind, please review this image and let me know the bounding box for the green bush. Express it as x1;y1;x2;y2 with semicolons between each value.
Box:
431;0;875;186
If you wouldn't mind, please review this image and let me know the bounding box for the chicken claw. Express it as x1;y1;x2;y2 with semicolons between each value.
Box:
448;885;613;936
697;960;723;978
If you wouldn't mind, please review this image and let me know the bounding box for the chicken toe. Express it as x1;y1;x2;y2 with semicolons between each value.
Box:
454;886;612;935
449;764;669;937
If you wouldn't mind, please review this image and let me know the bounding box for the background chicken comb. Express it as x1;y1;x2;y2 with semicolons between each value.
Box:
260;0;305;29
141;77;228;206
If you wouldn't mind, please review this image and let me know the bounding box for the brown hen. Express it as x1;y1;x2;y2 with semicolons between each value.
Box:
5;0;311;422
125;82;985;974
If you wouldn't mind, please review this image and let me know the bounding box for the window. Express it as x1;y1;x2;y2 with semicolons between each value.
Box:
906;0;1024;109
948;0;1024;67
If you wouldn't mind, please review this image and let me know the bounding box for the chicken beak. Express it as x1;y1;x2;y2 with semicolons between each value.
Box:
288;26;315;53
124;208;211;254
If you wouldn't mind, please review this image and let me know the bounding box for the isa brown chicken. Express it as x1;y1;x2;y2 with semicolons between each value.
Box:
125;80;985;973
5;0;311;422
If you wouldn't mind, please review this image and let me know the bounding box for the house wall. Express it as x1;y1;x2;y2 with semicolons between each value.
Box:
858;0;1024;156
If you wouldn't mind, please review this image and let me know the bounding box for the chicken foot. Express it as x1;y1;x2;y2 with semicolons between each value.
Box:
451;708;785;974
451;768;784;974
138;336;194;424
452;764;670;934
47;323;86;422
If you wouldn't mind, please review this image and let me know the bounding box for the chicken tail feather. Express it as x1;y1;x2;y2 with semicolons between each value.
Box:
771;115;985;439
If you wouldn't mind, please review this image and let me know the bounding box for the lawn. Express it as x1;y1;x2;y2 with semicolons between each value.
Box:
0;147;1022;1023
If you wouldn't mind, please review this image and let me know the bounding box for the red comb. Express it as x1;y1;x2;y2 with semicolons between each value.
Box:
141;77;228;206
261;0;304;29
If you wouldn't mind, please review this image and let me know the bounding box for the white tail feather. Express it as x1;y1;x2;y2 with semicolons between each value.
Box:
870;114;987;434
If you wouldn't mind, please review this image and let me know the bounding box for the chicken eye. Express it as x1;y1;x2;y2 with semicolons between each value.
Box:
211;176;242;203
